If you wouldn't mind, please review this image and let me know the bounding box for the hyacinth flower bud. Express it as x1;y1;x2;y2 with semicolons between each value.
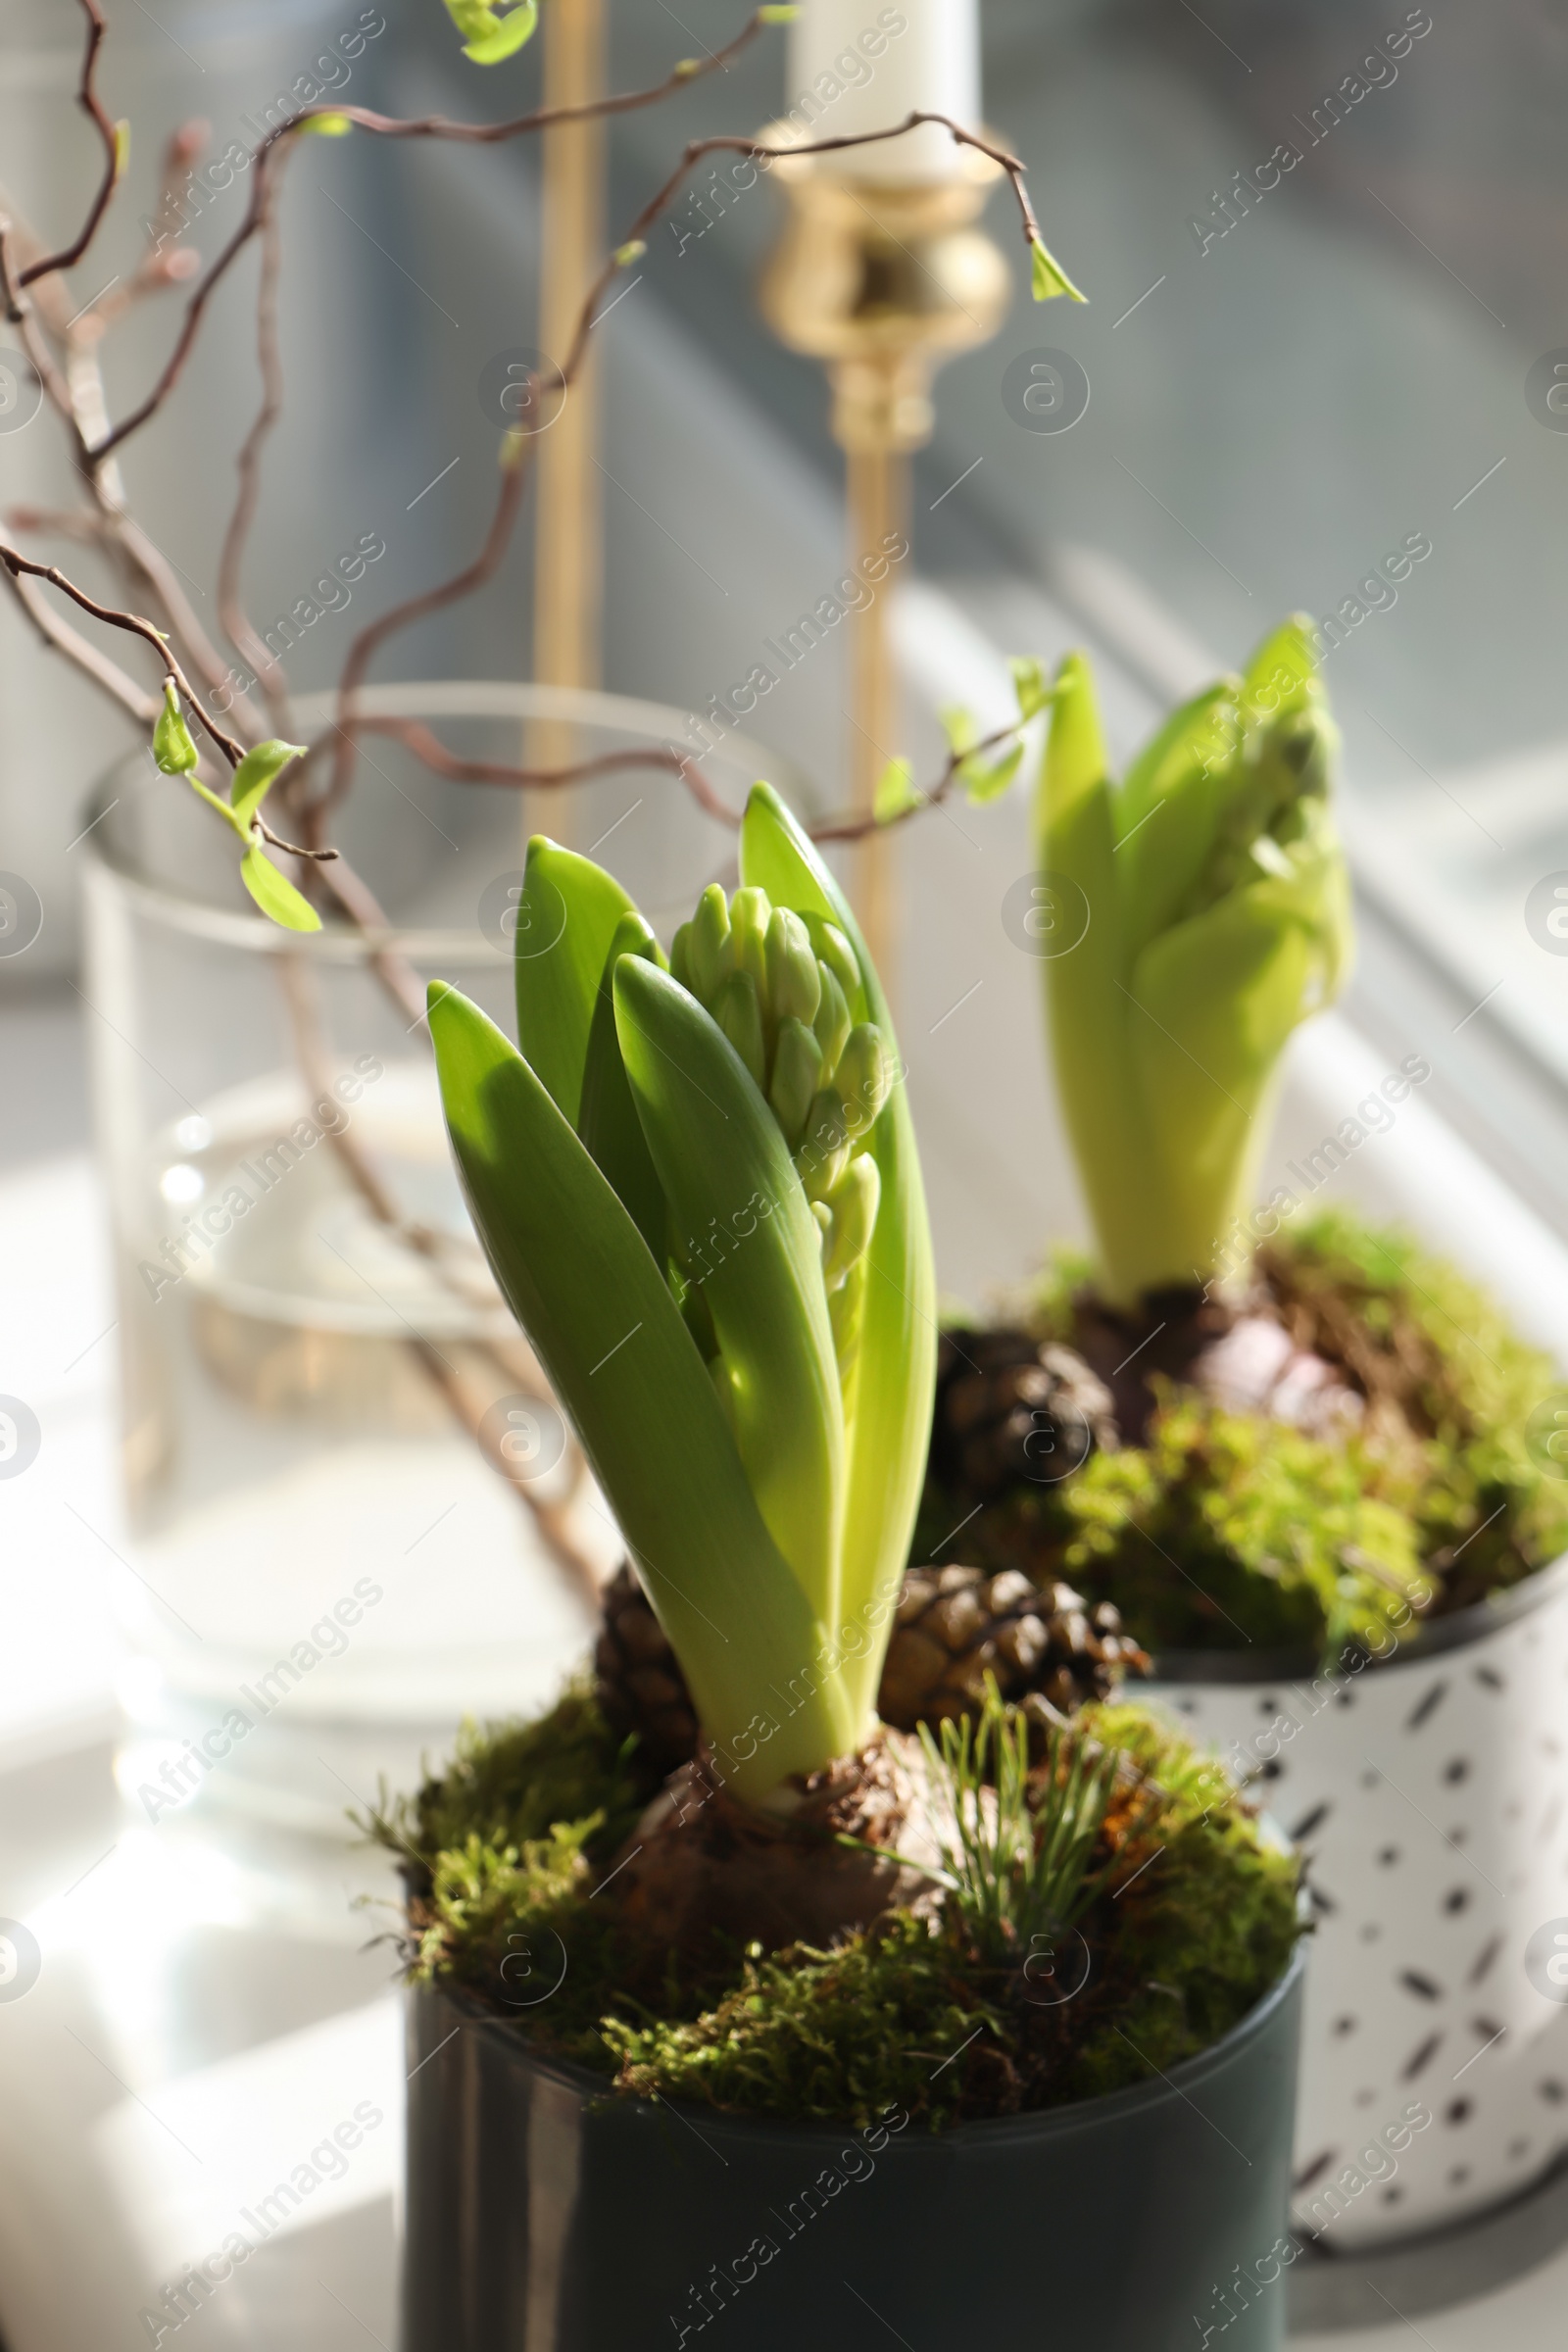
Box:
769;1015;823;1149
712;969;766;1090
821;1153;881;1292
1255;701;1336;814
808;915;859;1007
688;882;731;1003
798;1088;850;1200
1188;692;1344;916
728;886;771;1001
812;961;851;1075
833;1023;888;1138
764;906;821;1029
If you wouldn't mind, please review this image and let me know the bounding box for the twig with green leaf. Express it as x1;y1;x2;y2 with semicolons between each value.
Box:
3;0;1083;923
867;658;1055;829
151;682;324;930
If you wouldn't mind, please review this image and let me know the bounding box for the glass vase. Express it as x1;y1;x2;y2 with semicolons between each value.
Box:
81;680;811;1870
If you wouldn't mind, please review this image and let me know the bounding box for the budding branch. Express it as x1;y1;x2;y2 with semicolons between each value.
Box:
3;4;1055;867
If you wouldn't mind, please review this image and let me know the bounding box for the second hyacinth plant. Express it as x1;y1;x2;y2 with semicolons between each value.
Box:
1039;615;1352;1307
916;622;1568;1665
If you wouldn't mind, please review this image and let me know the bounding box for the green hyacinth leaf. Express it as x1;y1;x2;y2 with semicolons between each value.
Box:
738;781;936;1731
577;912;669;1263
1241;613;1322;725
1127;878;1325;1276
1040;651;1107;828
428;982;854;1791
613;956;846;1627
1036;654;1156;1298
1114;683;1239;961
239;845;320;932
1115;681;1238;844
514;836;636;1128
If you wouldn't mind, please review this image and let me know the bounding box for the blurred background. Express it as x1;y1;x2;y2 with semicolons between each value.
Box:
3;0;1567;2344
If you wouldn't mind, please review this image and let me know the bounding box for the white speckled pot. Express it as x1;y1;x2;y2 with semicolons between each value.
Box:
1143;1556;1568;2251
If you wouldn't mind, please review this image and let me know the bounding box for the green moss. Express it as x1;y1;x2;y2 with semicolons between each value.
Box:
1261;1208;1568;1601
1059;1390;1430;1656
604;1915;1004;2130
369;1687;670;2069
410;1826;622;2068
950;1208;1568;1656
373;1681;646;1875
1065;1703;1301;2098
392;1696;1299;2130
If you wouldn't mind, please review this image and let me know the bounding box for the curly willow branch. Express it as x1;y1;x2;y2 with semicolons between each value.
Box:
8;32;1049;849
18;0;120;290
0;542;243;767
315;106;1043;829
88;9;782;466
4;7;1049;1606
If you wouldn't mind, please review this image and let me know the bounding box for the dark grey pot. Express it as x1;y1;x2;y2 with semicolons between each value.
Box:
403;1947;1305;2350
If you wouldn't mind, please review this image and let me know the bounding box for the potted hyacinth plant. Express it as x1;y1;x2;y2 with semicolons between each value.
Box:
911;623;1568;2260
385;785;1306;2350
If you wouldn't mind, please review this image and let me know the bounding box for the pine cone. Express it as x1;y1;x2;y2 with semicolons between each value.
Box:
594;1564;700;1777
877;1563;1145;1732
932;1328;1118;1497
593;1560;1146;1775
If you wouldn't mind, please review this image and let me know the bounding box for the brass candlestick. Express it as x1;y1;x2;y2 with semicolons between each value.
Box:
760;141;1010;984
529;0;608;836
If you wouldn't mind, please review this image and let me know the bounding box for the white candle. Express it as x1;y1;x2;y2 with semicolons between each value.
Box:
785;0;982;183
